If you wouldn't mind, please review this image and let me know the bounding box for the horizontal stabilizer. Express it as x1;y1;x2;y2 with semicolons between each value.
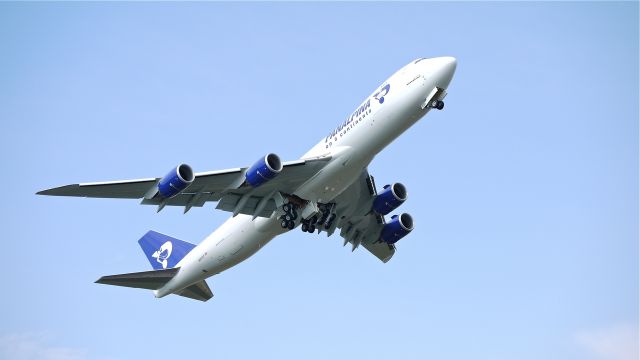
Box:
95;268;179;290
176;280;214;302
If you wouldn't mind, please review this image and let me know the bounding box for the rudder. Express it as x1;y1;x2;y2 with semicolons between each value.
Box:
138;230;196;270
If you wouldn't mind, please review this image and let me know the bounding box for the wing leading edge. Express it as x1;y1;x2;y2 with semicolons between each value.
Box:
37;157;331;216
39;158;402;262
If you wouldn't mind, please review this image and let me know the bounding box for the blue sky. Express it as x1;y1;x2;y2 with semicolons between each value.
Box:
0;2;637;360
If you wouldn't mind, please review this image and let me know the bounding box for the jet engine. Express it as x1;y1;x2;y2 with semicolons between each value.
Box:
380;213;414;244
372;183;407;215
245;153;283;187
157;164;194;199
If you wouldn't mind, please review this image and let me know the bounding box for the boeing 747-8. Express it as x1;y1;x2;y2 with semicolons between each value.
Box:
38;57;457;301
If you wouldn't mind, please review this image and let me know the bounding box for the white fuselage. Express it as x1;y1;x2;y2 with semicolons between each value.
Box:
155;57;457;298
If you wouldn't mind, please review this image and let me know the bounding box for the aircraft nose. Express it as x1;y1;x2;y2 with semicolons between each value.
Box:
431;56;457;89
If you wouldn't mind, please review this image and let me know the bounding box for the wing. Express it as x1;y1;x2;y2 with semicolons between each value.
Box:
38;158;398;262
325;170;396;263
38;157;331;216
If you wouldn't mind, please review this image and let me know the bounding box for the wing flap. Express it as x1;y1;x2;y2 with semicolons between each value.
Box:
361;242;396;263
215;193;277;218
329;169;398;262
38;158;331;214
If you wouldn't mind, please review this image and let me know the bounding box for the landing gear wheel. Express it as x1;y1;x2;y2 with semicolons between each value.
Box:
282;204;291;212
309;225;316;233
287;221;295;230
285;214;292;221
301;223;309;232
281;220;288;228
430;99;445;110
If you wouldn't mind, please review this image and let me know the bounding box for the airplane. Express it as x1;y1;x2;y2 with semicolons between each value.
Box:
38;56;457;301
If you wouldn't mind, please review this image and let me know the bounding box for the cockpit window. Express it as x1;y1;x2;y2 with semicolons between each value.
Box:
414;58;427;64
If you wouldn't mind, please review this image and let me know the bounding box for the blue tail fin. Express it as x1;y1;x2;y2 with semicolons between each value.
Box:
138;230;196;270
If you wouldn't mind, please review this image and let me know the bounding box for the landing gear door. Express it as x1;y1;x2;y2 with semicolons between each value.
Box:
421;87;438;109
421;87;447;110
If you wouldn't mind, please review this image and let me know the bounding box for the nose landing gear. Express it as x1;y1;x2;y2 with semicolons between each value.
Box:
429;99;445;110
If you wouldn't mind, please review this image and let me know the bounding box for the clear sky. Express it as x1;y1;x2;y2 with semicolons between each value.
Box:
0;2;637;360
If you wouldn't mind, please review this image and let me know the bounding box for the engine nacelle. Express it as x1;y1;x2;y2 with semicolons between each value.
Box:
157;164;194;199
245;153;283;187
380;213;414;244
372;183;407;215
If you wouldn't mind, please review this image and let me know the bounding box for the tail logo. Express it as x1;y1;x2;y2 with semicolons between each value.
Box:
152;241;173;269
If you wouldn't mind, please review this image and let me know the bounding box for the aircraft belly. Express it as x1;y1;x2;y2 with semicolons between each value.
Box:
201;216;281;270
156;214;283;297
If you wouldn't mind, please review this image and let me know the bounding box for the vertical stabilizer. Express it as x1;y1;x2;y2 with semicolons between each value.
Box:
138;230;196;270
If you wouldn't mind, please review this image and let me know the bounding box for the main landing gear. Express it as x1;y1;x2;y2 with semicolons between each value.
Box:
278;198;337;234
429;99;444;110
301;218;316;233
279;203;297;230
300;203;336;233
317;203;336;231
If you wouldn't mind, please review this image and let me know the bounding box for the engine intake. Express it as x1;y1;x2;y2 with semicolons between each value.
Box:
158;164;194;199
245;153;283;187
372;183;407;215
380;213;414;244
